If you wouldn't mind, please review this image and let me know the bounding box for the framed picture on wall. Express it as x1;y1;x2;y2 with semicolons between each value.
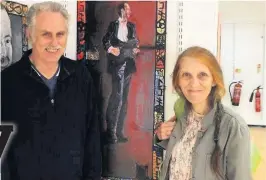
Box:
1;1;28;71
77;1;167;179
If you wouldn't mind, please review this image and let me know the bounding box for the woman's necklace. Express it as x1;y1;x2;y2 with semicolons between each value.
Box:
192;109;205;117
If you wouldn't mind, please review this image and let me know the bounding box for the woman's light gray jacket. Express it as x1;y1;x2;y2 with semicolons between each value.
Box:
158;104;252;180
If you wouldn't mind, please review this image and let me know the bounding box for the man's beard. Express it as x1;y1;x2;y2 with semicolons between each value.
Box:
1;56;12;71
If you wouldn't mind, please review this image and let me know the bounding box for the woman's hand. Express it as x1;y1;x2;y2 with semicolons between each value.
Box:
155;116;176;140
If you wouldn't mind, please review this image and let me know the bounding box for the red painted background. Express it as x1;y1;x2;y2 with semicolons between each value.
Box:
95;1;157;178
120;1;156;177
128;2;156;46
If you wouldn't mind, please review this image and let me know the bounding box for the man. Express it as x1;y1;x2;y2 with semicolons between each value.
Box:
1;2;101;180
102;2;140;144
1;4;12;71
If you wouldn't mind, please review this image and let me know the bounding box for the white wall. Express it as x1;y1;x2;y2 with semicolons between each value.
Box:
219;1;265;24
165;1;219;120
220;23;265;125
264;3;266;124
165;1;179;120
219;1;266;125
181;1;219;56
264;2;266;125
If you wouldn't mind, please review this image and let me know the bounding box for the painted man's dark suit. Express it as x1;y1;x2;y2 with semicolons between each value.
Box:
102;20;138;143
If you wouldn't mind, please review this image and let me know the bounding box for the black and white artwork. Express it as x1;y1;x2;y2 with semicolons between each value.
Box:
1;1;28;71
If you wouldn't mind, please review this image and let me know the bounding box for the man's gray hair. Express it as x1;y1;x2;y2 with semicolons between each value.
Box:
26;1;69;30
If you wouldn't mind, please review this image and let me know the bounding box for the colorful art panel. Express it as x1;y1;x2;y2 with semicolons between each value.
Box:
77;1;166;179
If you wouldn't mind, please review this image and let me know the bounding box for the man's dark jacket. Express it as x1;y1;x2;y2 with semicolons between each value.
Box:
1;50;101;180
102;20;138;76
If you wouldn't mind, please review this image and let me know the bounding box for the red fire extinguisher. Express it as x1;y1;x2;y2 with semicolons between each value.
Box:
229;81;243;106
249;86;263;112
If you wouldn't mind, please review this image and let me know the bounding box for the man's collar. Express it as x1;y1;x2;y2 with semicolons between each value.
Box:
118;17;127;24
21;49;75;81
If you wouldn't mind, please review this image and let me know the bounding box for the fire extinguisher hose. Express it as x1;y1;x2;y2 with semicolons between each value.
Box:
249;86;263;102
229;82;236;103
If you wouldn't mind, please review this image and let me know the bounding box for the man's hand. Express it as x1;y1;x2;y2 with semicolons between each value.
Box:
155;116;176;140
110;47;120;56
133;48;140;55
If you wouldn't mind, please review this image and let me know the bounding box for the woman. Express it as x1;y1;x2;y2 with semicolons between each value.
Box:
156;46;251;180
